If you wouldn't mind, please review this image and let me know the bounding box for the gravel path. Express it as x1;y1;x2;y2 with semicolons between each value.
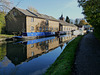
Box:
74;33;100;75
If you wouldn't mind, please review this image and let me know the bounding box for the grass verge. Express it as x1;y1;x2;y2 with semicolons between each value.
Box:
45;35;83;75
94;32;100;41
0;34;14;39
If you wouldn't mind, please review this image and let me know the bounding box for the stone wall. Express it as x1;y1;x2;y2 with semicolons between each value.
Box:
5;8;26;35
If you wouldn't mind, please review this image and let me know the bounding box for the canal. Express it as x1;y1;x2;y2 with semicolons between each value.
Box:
0;35;75;75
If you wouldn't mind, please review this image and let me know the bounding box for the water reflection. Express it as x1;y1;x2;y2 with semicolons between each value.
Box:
0;35;74;75
0;43;6;61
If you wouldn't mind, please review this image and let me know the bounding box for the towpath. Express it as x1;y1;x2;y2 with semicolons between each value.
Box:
74;33;100;75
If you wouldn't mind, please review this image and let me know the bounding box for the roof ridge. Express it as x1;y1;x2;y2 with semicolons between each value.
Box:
12;7;58;21
26;9;38;17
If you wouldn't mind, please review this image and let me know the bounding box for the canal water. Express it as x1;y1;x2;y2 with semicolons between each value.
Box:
0;35;74;75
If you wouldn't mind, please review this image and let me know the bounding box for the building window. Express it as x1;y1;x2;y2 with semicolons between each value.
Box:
31;26;34;31
46;20;48;25
43;27;45;31
56;28;58;30
46;41;48;44
64;28;66;30
31;18;34;22
46;27;48;31
49;28;50;30
52;39;53;42
46;46;48;50
68;28;69;30
13;11;17;16
39;27;42;31
32;52;34;56
39;42;42;46
31;44;34;48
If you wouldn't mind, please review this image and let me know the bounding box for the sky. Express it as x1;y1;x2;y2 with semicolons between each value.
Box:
10;0;84;20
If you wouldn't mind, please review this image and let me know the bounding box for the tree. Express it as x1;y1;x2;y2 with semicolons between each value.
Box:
65;16;70;23
71;22;73;24
0;0;12;34
0;12;6;34
0;0;11;12
75;18;79;25
28;6;38;13
78;0;100;34
79;20;87;26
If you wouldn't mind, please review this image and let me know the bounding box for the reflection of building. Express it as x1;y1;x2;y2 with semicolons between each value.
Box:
6;35;73;65
59;35;72;44
26;37;60;58
27;41;48;58
48;37;59;50
6;43;27;65
0;44;6;61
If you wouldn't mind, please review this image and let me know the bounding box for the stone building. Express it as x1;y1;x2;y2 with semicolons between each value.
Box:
59;15;78;34
5;7;59;36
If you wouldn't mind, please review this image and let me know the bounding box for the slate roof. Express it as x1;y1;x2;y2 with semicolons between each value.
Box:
59;20;77;27
15;7;58;21
16;8;36;17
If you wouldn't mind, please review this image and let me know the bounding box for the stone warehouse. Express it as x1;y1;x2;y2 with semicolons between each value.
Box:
5;7;78;36
5;7;59;36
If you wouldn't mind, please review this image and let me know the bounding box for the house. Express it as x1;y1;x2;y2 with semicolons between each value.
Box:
77;25;87;35
58;14;78;35
59;20;78;34
5;7;59;36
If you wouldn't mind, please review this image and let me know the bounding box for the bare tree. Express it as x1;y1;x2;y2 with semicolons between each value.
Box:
0;0;12;12
28;6;38;13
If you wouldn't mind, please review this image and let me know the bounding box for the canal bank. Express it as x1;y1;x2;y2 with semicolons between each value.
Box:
45;35;83;75
0;34;14;42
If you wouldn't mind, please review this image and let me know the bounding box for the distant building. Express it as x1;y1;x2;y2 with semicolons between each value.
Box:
59;14;78;35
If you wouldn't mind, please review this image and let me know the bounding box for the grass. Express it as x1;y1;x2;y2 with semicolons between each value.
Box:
45;35;83;75
93;28;100;41
94;32;100;41
0;34;14;38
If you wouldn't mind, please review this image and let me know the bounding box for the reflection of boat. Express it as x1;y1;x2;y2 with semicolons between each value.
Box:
6;35;73;65
16;36;55;45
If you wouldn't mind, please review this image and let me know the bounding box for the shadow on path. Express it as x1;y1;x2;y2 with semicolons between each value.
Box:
74;33;100;75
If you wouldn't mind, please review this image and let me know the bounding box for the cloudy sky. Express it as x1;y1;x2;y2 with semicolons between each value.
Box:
11;0;84;20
